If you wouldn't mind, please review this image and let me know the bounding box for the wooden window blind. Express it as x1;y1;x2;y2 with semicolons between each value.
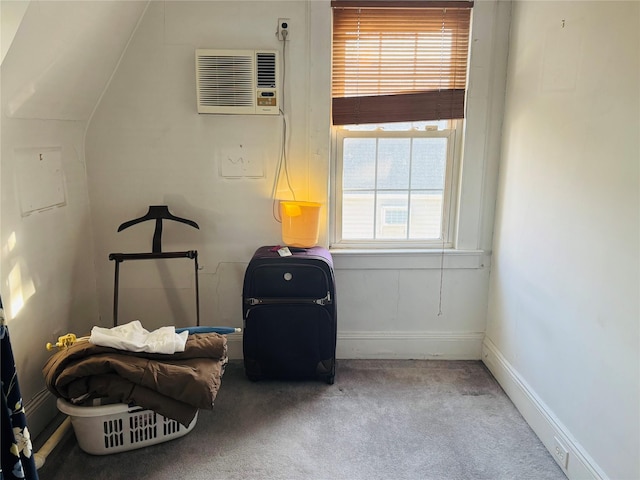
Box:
331;1;473;125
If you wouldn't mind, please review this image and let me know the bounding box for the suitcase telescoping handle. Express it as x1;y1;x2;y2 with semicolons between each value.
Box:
245;291;332;307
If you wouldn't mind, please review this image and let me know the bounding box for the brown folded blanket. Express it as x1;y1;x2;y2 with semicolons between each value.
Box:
43;333;227;426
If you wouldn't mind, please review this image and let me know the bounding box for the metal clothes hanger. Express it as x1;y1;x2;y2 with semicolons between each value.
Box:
109;205;201;326
117;205;199;253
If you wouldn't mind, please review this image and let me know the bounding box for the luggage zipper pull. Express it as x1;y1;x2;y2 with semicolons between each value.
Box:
314;292;332;306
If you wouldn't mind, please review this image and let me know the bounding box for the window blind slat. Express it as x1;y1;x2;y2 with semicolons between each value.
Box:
332;4;471;125
332;90;465;125
331;1;474;8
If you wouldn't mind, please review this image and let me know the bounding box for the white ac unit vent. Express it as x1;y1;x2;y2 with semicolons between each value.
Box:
196;49;279;115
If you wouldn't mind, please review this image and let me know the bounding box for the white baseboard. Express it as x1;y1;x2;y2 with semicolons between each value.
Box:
337;331;484;359
24;388;59;440
227;331;484;360
482;338;606;480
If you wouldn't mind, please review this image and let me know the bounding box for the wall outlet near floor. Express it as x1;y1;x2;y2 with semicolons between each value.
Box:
553;436;569;470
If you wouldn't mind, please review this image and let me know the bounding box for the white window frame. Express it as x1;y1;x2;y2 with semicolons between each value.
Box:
330;120;463;250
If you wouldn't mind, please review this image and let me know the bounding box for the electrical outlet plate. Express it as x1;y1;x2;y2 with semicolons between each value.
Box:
553;436;569;470
277;18;290;41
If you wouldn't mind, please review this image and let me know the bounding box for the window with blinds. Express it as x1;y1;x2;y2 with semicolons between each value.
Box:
331;1;473;126
331;2;472;248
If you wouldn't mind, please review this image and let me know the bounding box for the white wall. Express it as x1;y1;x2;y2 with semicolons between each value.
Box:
0;0;147;436
85;0;313;338
3;3;637;476
1;0;509;440
85;0;509;359
484;2;640;479
1;0;29;64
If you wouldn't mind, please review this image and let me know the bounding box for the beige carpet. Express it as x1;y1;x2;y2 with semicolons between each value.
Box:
37;359;566;480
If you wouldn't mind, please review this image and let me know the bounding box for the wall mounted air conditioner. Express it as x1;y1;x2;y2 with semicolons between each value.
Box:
196;49;279;115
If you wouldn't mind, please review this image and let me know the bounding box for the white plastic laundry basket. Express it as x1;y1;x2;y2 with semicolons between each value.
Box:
57;398;197;455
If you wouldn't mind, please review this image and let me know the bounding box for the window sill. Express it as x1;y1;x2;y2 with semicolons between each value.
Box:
329;248;487;270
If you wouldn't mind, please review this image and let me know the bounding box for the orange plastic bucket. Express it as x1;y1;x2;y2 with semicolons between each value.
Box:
280;201;321;248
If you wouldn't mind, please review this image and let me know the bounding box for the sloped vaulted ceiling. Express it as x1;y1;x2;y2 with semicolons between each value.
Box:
1;0;148;121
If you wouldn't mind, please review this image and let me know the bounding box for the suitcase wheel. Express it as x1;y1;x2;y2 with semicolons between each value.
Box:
323;363;336;384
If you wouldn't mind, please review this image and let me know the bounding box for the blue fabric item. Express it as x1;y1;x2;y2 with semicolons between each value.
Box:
175;326;238;335
1;321;39;480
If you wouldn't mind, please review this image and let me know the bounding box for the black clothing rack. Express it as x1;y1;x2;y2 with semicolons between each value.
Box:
109;206;200;327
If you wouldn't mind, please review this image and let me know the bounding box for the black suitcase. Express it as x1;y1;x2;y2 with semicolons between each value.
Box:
242;246;336;384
